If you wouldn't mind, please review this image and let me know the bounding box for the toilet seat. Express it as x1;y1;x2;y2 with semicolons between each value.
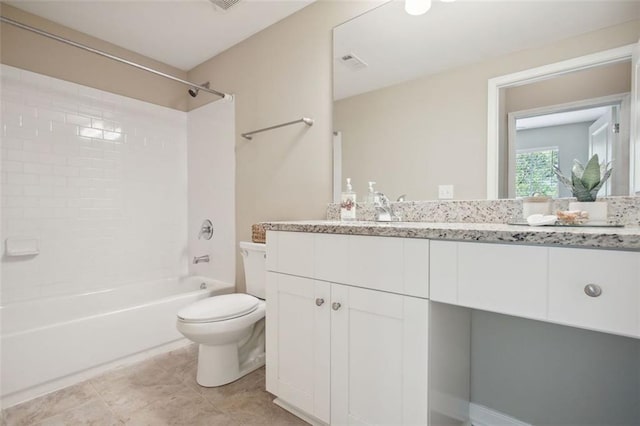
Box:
177;294;259;323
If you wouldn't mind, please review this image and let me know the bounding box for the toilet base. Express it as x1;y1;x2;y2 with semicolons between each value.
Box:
195;318;266;387
196;344;265;387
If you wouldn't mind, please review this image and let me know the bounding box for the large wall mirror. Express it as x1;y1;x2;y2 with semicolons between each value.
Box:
332;0;640;202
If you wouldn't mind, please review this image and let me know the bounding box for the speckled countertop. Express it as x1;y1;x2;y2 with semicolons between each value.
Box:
261;220;640;251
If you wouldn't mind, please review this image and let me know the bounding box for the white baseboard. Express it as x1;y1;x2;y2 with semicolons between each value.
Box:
272;398;328;426
430;390;471;422
469;403;532;426
1;339;191;409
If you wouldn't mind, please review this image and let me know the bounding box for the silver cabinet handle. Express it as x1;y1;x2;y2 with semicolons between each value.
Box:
315;298;325;306
584;284;602;298
332;302;341;311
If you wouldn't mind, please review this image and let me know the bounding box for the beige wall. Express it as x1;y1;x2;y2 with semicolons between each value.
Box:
334;19;640;201
505;61;631;113
187;1;380;291
0;3;188;111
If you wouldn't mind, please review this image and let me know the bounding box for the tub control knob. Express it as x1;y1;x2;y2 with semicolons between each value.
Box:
315;298;325;306
584;284;602;298
332;302;341;311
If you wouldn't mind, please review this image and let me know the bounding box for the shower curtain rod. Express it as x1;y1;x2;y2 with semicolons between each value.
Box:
0;16;230;99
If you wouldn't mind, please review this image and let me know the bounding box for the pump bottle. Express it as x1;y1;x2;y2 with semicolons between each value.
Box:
340;178;357;221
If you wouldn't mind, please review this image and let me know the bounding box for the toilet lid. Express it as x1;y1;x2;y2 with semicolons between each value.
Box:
177;294;259;323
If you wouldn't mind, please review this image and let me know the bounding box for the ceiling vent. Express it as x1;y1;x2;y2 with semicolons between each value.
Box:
209;0;241;11
339;53;368;71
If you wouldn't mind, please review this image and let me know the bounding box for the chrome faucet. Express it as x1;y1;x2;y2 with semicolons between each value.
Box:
193;255;210;264
374;192;401;222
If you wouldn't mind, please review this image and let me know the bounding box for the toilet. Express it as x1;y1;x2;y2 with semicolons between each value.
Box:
176;241;266;387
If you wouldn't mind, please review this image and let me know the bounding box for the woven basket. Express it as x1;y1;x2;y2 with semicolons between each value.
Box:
251;223;266;244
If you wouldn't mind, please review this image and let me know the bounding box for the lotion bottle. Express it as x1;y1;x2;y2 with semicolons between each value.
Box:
340;178;357;221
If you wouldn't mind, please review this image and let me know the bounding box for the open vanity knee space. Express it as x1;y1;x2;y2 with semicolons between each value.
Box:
263;221;640;426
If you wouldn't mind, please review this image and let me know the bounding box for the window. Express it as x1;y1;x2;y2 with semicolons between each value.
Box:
515;147;559;198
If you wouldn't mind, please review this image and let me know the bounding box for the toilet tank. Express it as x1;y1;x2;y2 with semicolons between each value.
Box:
240;241;267;299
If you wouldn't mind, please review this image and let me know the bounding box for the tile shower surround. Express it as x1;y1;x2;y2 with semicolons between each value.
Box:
327;196;640;225
0;65;188;304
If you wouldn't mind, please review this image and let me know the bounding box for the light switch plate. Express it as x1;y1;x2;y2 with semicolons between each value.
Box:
438;185;454;199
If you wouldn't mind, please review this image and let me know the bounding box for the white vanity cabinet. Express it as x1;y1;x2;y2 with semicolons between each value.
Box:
265;223;640;426
266;231;430;425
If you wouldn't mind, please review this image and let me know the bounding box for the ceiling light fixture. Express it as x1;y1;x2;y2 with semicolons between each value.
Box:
405;0;432;15
405;0;455;16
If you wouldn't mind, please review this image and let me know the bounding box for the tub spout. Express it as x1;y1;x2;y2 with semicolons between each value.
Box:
193;255;210;264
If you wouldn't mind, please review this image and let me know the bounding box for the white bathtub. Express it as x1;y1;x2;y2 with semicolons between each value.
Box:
0;276;233;407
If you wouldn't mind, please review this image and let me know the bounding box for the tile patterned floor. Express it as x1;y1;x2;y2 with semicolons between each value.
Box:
1;345;308;426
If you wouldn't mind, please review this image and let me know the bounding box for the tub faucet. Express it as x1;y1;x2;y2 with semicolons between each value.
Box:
193;255;210;264
374;192;401;222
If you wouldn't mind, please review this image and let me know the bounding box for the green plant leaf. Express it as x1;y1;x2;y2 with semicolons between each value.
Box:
572;159;585;179
553;165;573;189
572;172;595;201
581;154;602;191
589;167;614;199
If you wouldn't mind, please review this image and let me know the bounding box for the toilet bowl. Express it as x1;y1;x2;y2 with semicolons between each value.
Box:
176;241;266;387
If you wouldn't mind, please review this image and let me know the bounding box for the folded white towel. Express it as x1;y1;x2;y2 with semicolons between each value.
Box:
526;214;557;226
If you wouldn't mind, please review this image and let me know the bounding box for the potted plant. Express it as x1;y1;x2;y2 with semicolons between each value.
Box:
553;154;612;223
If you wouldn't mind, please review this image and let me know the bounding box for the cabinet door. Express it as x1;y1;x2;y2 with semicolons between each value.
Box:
266;272;330;423
331;284;429;425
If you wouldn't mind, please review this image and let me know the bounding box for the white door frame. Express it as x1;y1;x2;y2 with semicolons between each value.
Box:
631;40;640;194
487;44;636;199
588;108;614;196
333;131;342;203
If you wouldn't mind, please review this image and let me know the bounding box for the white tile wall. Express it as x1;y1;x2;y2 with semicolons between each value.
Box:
188;99;235;285
0;65;188;304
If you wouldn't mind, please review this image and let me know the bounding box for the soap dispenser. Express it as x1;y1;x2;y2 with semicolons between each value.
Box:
366;181;380;205
340;178;357;221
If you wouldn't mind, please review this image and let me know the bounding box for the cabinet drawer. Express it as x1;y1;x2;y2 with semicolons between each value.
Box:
344;235;429;298
268;231;429;298
431;241;548;321
266;231;314;277
548;248;640;337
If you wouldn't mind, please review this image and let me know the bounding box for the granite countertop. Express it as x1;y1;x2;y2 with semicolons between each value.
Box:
261;220;640;251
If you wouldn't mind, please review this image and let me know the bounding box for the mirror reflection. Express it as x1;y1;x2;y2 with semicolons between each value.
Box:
504;61;631;198
332;0;639;201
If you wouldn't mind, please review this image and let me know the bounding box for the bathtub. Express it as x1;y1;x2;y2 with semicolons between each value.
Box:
0;276;233;408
